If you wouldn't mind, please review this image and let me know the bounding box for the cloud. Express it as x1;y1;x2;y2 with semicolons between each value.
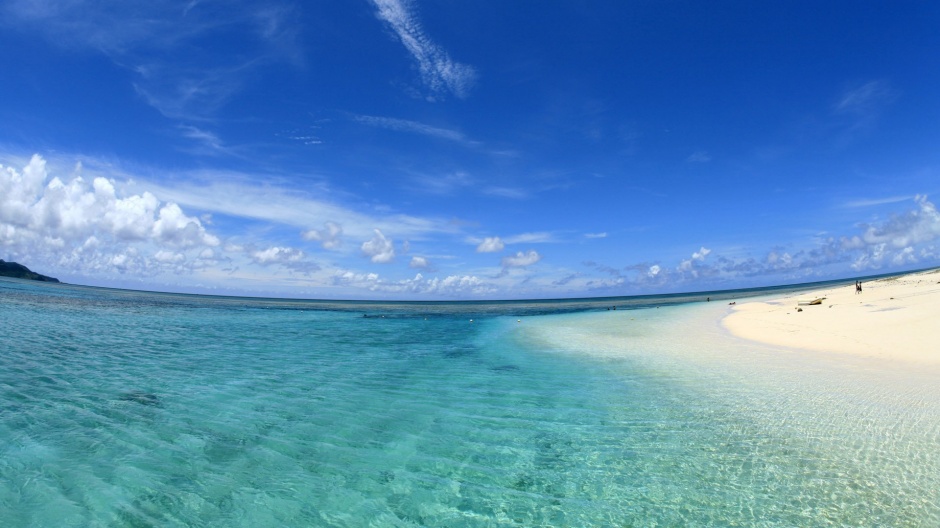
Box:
585;232;608;239
0;154;222;278
2;1;303;122
627;197;940;287
1;154;218;249
409;256;431;269
676;247;711;275
354;115;477;145
370;0;476;99
855;195;940;248
125;168;455;241
483;187;528;199
411;171;474;196
502;250;542;268
332;270;493;296
687;150;711;163
302;221;343;249
831;80;895;140
179;125;226;154
834;80;893;115
252;246;304;264
361;228;395;263
476;236;504;253
504;232;555;244
842;195;912;208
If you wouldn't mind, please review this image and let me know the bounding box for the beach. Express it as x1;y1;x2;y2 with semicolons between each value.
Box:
723;268;940;364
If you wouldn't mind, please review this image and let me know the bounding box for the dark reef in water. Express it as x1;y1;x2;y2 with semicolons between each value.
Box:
0;259;60;282
119;391;162;407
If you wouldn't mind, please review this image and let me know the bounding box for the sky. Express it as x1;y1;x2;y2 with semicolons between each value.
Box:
1;1;939;300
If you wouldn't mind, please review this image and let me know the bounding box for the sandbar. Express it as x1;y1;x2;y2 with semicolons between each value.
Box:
723;268;940;364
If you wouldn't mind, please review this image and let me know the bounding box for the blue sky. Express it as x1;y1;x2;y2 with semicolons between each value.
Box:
1;1;939;299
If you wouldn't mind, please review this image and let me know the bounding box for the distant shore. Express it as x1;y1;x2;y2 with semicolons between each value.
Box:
723;268;940;364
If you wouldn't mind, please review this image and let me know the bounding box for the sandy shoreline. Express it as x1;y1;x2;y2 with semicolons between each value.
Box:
722;268;940;364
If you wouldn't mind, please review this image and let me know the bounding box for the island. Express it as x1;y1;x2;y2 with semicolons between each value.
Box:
0;259;60;282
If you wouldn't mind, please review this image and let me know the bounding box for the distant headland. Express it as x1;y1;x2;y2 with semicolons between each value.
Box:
0;260;60;283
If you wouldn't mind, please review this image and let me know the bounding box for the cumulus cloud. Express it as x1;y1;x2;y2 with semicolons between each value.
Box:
361;228;395;263
476;236;504;253
370;0;476;99
623;197;940;289
252;246;304;264
501;250;542;268
855;195;940;248
409;256;430;269
302;221;343;249
678;246;711;274
333;270;493;296
0;154;220;276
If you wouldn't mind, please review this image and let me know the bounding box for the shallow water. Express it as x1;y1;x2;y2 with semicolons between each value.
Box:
2;278;939;526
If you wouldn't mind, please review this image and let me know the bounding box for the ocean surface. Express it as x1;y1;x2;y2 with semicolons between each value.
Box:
2;277;939;527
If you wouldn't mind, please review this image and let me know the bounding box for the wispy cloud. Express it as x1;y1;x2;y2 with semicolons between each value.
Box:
410;171;475;196
504;232;555;244
470;232;555;251
483;186;528;199
354;115;478;145
834;80;893;115
687;150;711;163
842;195;912;208
370;0;476;99
2;1;303;124
831;80;895;140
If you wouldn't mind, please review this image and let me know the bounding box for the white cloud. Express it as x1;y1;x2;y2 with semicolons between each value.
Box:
333;270;493;296
857;195;940;248
252;246;304;264
0;155;219;276
370;0;476;99
128;172;453;241
678;246;711;274
483;187;528;199
687;150;711;163
354;115;476;145
504;232;555;244
152;202;221;248
476;236;504;253
154;250;185;263
409;256;430;269
502;250;542;268
361;228;395;263
585;232;607;239
843;195;912;208
647;264;661;278
692;246;711;261
302;221;343;249
835;80;892;115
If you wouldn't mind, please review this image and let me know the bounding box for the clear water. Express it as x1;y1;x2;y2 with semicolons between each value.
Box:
2;278;939;526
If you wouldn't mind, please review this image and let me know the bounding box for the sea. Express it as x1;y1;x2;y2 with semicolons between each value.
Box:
2;276;939;527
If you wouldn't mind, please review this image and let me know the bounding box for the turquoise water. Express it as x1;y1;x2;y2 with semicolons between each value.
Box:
2;278;939;526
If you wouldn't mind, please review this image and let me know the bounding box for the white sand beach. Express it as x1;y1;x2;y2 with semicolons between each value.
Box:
723;268;940;364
